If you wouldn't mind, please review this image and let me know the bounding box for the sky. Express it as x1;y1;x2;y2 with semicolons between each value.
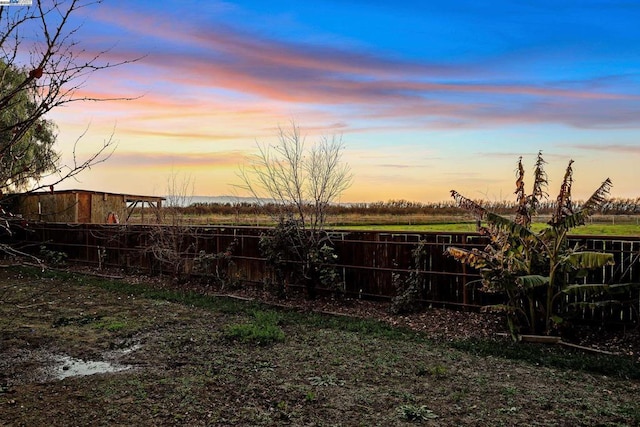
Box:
38;0;640;202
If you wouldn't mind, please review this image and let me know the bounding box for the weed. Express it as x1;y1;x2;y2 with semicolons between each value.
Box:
308;374;345;387
498;406;520;414
501;386;518;406
396;404;438;422
501;386;517;398
52;315;102;328
252;361;276;372
619;404;640;424
474;375;488;387
390;390;416;403
273;399;291;421
39;245;67;266
450;389;467;403
416;363;448;377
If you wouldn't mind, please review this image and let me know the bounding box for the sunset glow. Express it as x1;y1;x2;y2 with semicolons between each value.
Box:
46;0;640;202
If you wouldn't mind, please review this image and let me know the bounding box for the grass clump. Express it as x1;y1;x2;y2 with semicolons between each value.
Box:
397;404;438;422
308;374;345;387
416;363;448;378
224;310;285;345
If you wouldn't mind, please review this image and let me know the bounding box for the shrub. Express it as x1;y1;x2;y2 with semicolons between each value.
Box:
260;217;341;299
192;239;239;289
39;245;67;266
389;241;428;315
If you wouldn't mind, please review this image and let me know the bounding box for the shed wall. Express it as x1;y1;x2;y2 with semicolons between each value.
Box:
13;192;131;223
90;193;126;223
18;193;78;222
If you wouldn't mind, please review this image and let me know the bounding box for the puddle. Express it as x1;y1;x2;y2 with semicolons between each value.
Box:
47;343;142;380
1;343;144;386
51;355;131;379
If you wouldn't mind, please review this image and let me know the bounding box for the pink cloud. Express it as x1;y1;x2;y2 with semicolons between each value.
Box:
109;151;249;168
74;6;640;130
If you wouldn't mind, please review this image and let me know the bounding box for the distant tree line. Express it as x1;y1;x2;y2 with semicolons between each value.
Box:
154;197;640;217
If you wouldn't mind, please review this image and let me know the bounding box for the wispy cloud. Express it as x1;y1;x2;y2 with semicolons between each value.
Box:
109;151;248;168
84;5;640;130
377;164;414;169
565;144;640;154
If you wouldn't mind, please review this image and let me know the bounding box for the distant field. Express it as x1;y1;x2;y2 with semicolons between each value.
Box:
132;212;640;236
333;222;640;236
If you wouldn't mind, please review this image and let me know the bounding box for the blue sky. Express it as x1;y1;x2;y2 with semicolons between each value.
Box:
46;0;640;202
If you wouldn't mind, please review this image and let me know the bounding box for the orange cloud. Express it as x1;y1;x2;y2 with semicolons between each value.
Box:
108;151;249;168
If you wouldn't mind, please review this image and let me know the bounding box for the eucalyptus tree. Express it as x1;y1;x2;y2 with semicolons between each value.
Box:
1;62;58;191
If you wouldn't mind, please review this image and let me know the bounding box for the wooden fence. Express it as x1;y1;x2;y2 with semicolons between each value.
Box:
12;222;640;322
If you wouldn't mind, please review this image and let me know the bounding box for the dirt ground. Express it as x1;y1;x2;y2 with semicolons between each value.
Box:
1;266;639;426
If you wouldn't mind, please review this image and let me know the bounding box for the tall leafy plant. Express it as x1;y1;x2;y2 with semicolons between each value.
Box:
446;152;614;337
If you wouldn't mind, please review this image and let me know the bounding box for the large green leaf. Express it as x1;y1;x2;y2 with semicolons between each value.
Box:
517;275;549;289
561;282;639;296
566;300;623;310
485;212;536;240
565;252;614;269
552;210;590;231
562;283;610;295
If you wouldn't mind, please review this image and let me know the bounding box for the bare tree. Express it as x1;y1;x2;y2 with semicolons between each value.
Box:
0;0;137;240
0;1;137;193
237;122;352;298
238;122;352;234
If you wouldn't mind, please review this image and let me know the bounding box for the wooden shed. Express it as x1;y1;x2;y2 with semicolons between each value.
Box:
7;189;164;224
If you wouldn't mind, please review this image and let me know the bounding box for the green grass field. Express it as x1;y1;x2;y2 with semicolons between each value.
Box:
333;222;640;236
135;211;640;236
